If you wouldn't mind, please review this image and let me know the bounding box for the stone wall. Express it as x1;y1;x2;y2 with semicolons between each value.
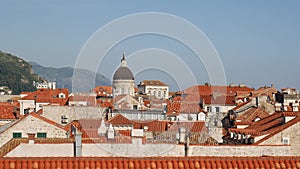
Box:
82;139;184;157
5;139;291;157
259;121;300;156
0;115;67;147
205;112;227;142
42;105;105;125
189;145;290;156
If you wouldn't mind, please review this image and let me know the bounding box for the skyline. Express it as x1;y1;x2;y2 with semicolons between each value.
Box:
1;1;300;91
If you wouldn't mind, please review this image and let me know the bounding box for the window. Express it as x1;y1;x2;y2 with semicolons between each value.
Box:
13;132;22;138
158;91;161;97
206;106;212;112
282;137;289;145
215;107;220;112
61;115;68;124
37;133;47;138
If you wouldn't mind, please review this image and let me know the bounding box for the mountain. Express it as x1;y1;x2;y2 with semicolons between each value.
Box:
29;62;111;92
0;51;44;94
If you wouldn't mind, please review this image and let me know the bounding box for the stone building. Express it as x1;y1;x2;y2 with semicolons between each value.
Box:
224;111;300;155
137;80;169;99
0;113;68;148
112;54;135;98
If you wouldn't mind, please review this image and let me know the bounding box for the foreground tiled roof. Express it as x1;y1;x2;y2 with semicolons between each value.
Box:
0;156;299;169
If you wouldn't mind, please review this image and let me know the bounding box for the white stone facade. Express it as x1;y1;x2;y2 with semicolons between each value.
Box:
141;85;169;99
113;80;135;97
0;114;67;148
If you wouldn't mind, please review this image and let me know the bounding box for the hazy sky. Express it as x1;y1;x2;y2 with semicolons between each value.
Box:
0;1;300;91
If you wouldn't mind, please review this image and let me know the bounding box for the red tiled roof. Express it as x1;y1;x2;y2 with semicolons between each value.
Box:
184;85;254;95
94;86;113;97
116;130;131;136
0;102;18;119
200;94;236;105
252;86;277;97
167;101;203;114
109;114;133;126
133;120;169;132
236;107;269;122
229;112;300;143
98;101;114;109
139;80;168;86
21;88;68;105
0;156;299;169
168;121;207;132
175;93;236;106
232;99;252;111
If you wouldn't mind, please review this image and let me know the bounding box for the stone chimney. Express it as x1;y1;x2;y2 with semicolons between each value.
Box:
107;124;115;139
27;133;35;144
179;127;186;144
74;131;82;157
98;118;107;136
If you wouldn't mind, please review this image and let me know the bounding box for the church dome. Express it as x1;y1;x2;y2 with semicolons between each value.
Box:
113;67;134;80
113;53;134;81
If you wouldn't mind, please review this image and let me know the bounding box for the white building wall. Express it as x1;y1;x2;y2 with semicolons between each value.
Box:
18;100;35;115
113;80;135;97
145;85;169;99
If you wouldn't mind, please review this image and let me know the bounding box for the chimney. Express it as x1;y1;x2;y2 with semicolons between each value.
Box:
179;127;186;144
98;118;107;136
107;124;115;139
74;131;82;157
255;97;260;107
185;135;190;157
27;133;35;144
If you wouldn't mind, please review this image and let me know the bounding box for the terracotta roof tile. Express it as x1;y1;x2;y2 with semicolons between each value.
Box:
167;101;203;114
0;102;18;119
94;86;113;97
109;114;133;125
184;85;254;95
228;111;300;144
236;107;269;122
139;80;168;86
232;99;252;111
21;88;68;105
